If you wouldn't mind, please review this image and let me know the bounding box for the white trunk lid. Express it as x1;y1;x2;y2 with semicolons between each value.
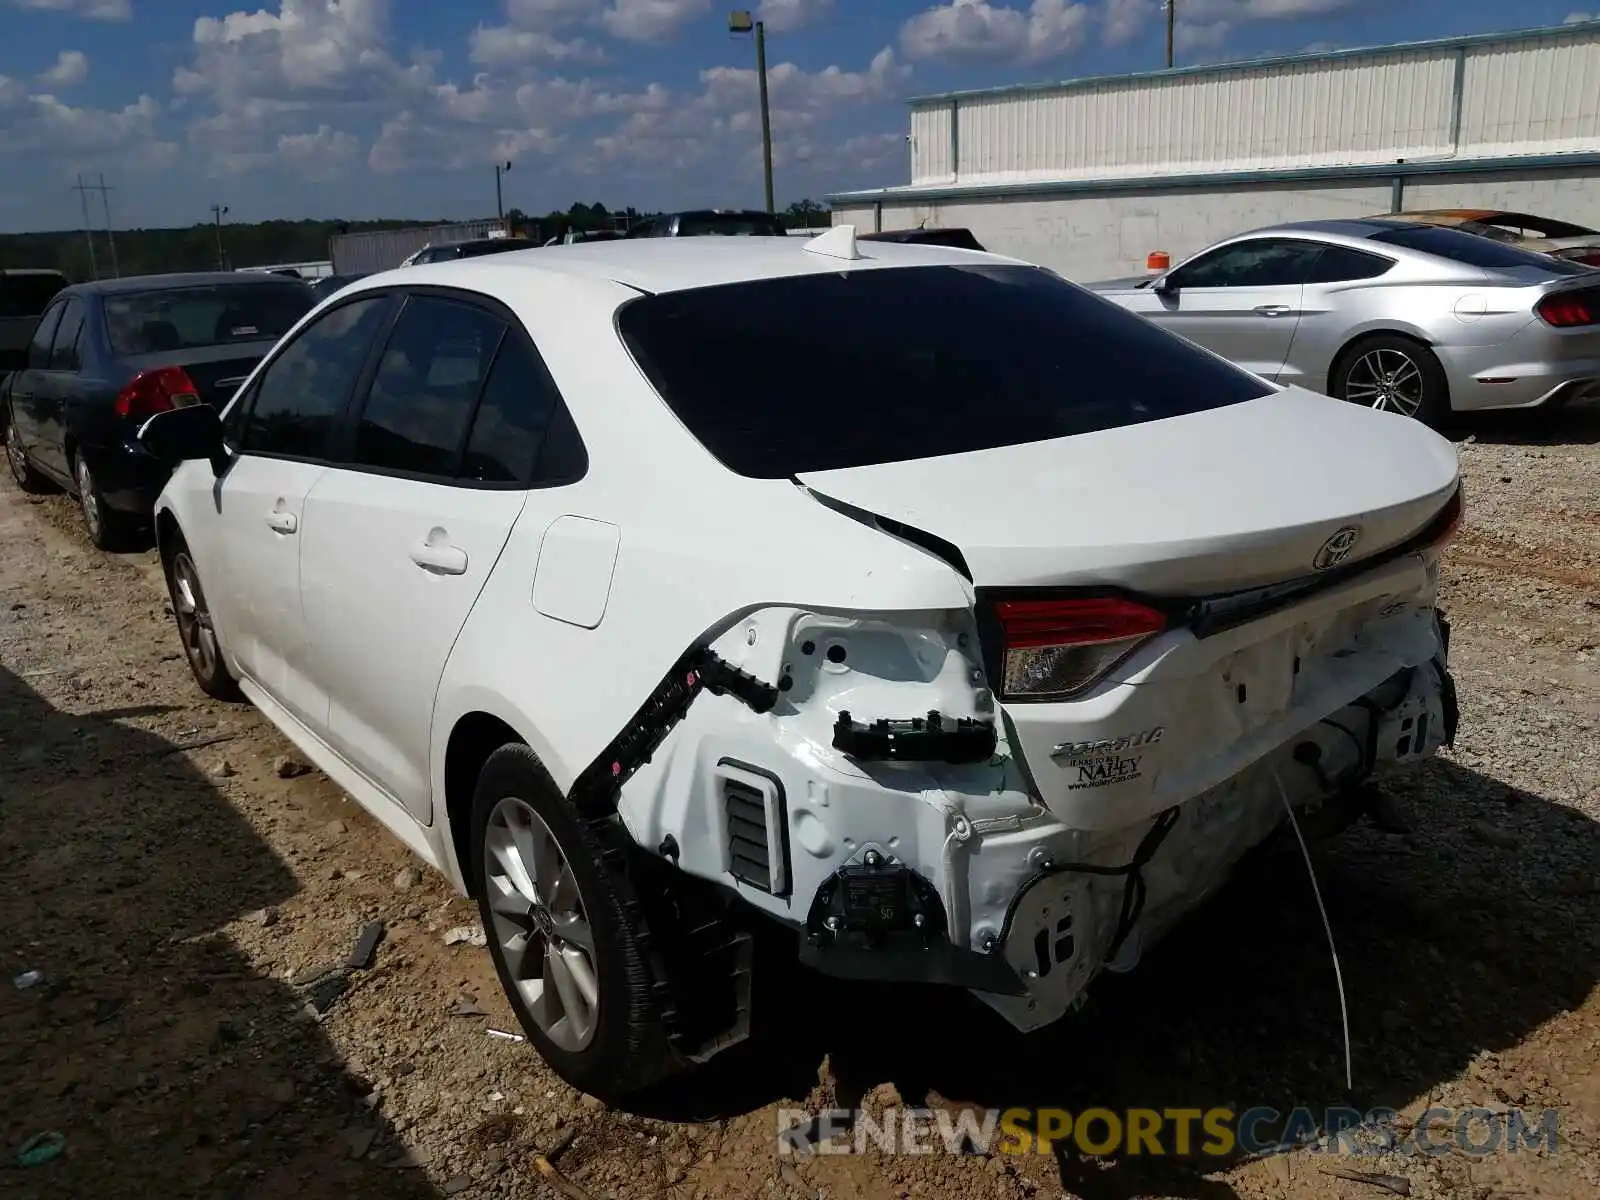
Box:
796;387;1459;596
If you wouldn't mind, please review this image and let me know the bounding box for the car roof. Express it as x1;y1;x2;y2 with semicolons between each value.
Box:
64;271;308;296
1239;217;1419;241
356;233;1032;297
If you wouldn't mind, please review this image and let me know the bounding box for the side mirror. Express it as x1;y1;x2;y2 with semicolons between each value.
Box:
138;403;228;476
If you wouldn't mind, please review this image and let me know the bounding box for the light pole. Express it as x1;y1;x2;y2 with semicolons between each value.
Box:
729;10;774;215
495;160;512;220
1165;0;1175;69
210;203;229;270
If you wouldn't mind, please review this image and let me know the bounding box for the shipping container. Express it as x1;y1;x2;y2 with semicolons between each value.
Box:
329;220;510;275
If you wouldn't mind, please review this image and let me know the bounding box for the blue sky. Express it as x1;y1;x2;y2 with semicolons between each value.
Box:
0;0;1593;232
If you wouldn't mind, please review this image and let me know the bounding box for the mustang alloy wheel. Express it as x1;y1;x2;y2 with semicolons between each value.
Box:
1333;333;1450;427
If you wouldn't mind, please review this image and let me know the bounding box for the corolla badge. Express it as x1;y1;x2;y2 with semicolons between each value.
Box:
1313;525;1362;571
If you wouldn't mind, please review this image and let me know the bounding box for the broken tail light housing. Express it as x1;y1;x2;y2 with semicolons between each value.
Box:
991;596;1168;702
1424;483;1465;553
115;366;200;421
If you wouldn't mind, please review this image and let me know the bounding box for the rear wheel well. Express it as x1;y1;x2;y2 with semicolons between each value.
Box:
1329;330;1437;389
444;713;525;895
155;509;182;563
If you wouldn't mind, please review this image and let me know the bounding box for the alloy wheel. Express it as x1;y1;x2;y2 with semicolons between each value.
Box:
75;457;101;539
1344;347;1424;417
482;795;601;1052
5;419;26;485
170;551;220;681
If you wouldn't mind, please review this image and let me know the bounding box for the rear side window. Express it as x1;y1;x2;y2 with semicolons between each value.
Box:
240;295;391;459
460;336;560;483
1306;245;1394;283
48;298;85;370
617;264;1273;478
1368;224;1592;273
25;302;65;370
104;283;314;355
349;296;506;478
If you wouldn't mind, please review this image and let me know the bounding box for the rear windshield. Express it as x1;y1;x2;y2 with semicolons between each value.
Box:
677;214;786;237
616;264;1273;478
1368;224;1592;274
0;273;68;318
105;282;313;355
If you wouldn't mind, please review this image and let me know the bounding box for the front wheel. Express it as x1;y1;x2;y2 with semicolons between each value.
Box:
5;406;54;495
470;743;678;1101
162;535;243;700
1331;335;1450;427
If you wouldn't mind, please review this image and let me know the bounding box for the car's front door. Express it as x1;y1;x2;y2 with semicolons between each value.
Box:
297;290;561;821
1133;237;1325;379
8;300;66;469
34;295;86;479
207;292;396;732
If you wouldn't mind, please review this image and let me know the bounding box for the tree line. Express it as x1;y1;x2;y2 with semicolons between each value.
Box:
0;199;834;281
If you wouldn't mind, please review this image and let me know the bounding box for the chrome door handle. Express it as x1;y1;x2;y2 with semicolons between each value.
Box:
1253;304;1293;317
409;542;468;576
266;511;297;534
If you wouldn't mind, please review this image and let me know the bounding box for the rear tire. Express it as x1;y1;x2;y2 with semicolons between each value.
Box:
5;405;54;495
161;533;243;701
470;743;679;1102
73;452;133;551
1331;334;1450;427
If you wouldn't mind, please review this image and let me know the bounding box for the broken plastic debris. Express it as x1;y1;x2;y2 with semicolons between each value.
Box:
442;924;487;947
17;1131;65;1167
486;1028;525;1042
347;920;385;970
13;970;44;990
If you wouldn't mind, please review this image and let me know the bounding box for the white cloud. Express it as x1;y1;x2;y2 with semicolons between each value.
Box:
1566;11;1596;22
600;0;710;42
899;0;1091;64
37;49;88;87
758;0;833;33
275;123;361;179
468;25;608;67
0;81;177;172
1102;0;1362;55
5;0;131;20
1101;0;1150;46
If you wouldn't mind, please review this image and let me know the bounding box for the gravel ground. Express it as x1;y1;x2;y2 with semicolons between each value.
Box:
1;407;1596;1200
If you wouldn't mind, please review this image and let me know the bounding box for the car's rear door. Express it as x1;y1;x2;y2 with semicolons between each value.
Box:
296;289;554;822
1140;237;1324;379
33;295;87;479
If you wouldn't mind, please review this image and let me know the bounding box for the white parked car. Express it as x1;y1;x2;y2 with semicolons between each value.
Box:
137;227;1464;1101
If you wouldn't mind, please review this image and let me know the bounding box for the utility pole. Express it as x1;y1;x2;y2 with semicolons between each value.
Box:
495;161;511;220
729;10;775;214
97;173;120;278
1166;0;1176;69
210;203;229;271
71;173;101;280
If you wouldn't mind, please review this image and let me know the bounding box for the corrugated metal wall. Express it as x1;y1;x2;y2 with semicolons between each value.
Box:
328;220;509;275
910;25;1600;187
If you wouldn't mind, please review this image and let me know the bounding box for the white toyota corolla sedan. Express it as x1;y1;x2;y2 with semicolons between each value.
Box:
137;227;1463;1100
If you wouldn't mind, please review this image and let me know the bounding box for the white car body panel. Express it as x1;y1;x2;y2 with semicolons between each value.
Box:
148;235;1463;1060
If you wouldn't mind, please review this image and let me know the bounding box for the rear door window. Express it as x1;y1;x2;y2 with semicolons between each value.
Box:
346;295;505;479
616;263;1273;478
458;333;584;485
1305;245;1395;283
47;298;85;371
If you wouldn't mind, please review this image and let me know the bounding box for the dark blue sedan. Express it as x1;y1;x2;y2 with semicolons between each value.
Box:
3;271;313;548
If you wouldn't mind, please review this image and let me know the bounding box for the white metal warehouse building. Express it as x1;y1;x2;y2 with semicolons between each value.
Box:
828;19;1600;281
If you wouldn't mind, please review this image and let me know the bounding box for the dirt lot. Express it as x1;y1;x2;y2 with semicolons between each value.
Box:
2;409;1597;1200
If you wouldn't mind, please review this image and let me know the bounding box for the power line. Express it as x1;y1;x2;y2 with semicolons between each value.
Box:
71;173;100;280
97;173;120;278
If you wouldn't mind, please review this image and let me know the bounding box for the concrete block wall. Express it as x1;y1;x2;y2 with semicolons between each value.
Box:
834;166;1600;282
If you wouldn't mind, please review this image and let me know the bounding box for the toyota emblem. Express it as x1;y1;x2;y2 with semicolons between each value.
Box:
1313;526;1362;571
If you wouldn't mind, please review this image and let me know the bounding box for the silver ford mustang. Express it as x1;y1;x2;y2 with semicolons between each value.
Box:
1086;217;1600;425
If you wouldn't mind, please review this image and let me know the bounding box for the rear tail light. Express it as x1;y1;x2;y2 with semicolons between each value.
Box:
115;366;200;420
1536;291;1600;328
992;596;1168;701
1426;485;1464;552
